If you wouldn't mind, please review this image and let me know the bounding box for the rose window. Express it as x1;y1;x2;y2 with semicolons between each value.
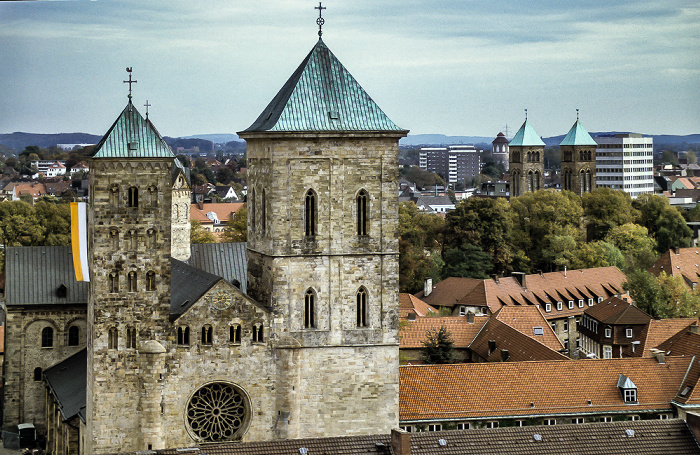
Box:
185;382;250;442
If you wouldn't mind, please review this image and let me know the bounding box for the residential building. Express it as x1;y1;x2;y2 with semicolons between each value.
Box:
31;160;67;178
190;201;245;234
595;133;654;198
560;118;597;195
509;118;545;196
419;145;481;187
649;247;700;289
399;316;488;364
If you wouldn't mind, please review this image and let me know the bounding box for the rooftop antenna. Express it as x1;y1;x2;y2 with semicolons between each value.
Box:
123;67;137;102
144;100;151;119
502;124;511;138
315;2;326;38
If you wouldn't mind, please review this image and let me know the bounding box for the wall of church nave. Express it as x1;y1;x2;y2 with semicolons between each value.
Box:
2;308;86;428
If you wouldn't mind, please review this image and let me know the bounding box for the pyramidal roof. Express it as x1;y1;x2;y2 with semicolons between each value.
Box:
508;120;545;147
241;38;406;133
91;101;174;159
559;120;598;146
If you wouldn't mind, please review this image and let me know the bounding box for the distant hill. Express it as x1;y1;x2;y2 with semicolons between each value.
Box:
399;134;494;146
0;132;102;152
181;134;241;144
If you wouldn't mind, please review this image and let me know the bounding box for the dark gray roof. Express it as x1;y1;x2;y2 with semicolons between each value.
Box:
188;242;247;293
43;349;86;423
171;258;221;320
4;246;88;306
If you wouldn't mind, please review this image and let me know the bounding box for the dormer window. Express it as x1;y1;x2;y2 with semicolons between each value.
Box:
557;301;563;311
533;327;544;336
618;374;638;404
578;299;584;308
545;303;551;313
588;298;594;306
626;328;633;338
568;300;574;309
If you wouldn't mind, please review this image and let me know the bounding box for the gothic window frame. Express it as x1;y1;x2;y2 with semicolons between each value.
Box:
356;287;368;328
68;326;80;346
356;189;368;236
41;326;54;348
304;288;316;329
146;271;156;291
127;186;139;208
201;325;213;345
305;189;317;237
185;381;251;442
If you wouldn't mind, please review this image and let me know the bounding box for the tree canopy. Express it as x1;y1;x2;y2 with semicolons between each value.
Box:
422;325;456;364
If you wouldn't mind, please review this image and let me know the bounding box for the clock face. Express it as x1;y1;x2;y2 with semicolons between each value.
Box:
211;290;233;310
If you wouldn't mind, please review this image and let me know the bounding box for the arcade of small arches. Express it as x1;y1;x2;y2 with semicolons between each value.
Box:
303;287;370;329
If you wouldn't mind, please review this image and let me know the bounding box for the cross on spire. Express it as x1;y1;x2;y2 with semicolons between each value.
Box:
524;108;528;121
123;67;137;101
144;100;152;118
576;108;580;121
315;2;326;38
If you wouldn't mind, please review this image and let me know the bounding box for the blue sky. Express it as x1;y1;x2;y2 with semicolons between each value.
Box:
0;0;698;138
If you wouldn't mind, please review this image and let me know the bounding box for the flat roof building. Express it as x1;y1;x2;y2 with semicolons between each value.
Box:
595;133;654;198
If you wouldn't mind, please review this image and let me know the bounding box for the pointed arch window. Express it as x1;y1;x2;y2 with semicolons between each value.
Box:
127;271;137;292
128;186;139;208
108;327;118;349
357;189;368;236
304;289;316;329
146;271;156;291
356;288;368;327
201;325;213;345
68;326;80;346
177;326;190;346
41;327;54;348
305;189;317;237
229;325;242;344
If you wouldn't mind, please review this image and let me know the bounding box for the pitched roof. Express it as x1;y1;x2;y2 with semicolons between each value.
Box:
654;330;700;405
399;316;488;349
559;120;598;146
494;306;564;351
508;119;545;147
188;242;247;294
399;293;437;319
190;202;245;224
6;182;47;198
649;248;700;288
399;357;691;421
43;349;86;423
170;258;222;320
624;318;699;357
241;39;407;134
468;318;568;362
91;102;174;159
414;277;483;308
584;297;652;325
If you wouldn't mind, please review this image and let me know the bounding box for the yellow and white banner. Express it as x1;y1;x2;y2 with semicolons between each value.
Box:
70;202;90;282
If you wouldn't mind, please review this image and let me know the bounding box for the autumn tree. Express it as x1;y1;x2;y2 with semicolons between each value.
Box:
625;270;700;318
422;325;456;364
582;188;638;241
221;206;247;243
190;220;216;244
399;202;445;293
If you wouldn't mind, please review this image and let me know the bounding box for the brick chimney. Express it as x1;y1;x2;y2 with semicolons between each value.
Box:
391;428;411;455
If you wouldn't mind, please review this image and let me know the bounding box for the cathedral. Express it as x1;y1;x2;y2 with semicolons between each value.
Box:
2;31;407;454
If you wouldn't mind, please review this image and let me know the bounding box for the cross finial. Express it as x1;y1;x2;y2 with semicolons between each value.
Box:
144;100;152;118
123;67;137;101
315;2;326;38
576;108;579;121
524;108;528;121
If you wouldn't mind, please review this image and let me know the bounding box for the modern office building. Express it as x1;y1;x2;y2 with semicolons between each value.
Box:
595;134;654;198
419;145;482;187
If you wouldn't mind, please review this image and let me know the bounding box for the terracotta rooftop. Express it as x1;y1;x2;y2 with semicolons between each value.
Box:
649;248;700;288
655;330;700;405
584;297;652;325
624;318;699;357
494;306;563;351
6;182;47;199
414;277;482;308
190;202;245;224
399;357;691;422
469;318;568;362
399;316;488;349
399;293;437;319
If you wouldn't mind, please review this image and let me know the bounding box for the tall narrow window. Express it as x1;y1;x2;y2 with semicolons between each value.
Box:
146;271;156;291
250;188;255;232
108;327;118;349
128;229;137;250
128;186;138;207
304;289;316;329
126;327;136;349
305;189;316;237
356;288;368;327
147;228;156;249
128;271;137;292
110;228;119;250
357;189;368;236
177;327;190;346
201;325;213;345
252;324;264;342
68;326;80;346
34;368;43;381
148;185;158;207
41;327;54;348
261;189;266;235
109;186;119;207
229;325;241;344
109;272;119;293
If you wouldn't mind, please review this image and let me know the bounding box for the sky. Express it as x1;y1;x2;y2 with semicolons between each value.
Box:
0;0;698;139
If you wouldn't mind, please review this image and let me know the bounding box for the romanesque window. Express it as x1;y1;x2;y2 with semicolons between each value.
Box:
305;189;316;237
304;289;316;329
148;185;158;207
128;229;137;250
109;272;119;293
126;327;136;349
356;287;368;327
535;152;540;162
108;327;118;349
128;271;137;292
527;171;534;193
41;327;54;348
229;325;241;344
261;189;266;235
250;188;255;232
146;271;156;291
177;326;190;346
147;228;156;249
252;324;264;343
128;186;139;208
34;367;42;381
68;326;80;346
185;382;250;442
527;151;532;162
110;228;119;250
201;325;213;345
357;189;368;236
109;185;119;207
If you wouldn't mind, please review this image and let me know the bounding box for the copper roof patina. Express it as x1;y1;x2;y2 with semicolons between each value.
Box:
559;120;598;146
508;119;545;147
241;38;407;133
91;101;174;159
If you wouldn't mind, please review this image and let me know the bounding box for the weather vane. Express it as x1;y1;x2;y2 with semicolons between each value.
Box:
144;100;152;118
315;2;326;37
124;67;137;100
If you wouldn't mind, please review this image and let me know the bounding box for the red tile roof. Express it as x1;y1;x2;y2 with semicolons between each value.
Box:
654;330;700;405
624;318;699;357
399;293;437;319
399;316;488;349
414;277;482;308
649;248;700;288
190;202;245;224
399;357;691;421
584;297;651;325
494;306;563;351
469;318;568;362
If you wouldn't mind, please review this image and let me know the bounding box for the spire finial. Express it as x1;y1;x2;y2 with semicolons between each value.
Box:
524;108;528;121
315;2;326;38
576;108;579;121
123;67;137;101
144;100;152;119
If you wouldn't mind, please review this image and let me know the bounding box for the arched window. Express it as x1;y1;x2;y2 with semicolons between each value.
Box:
357;189;368;236
229;325;241;344
148;185;158;207
252;324;264;343
305;189;316;237
580;170;586;194
146;271;156;291
527;171;534;193
68;326;80;346
534;171;540;191
261;189;266;235
34;367;42;382
128;229;137;250
177;327;190;346
126;327;136;349
109;186;119;207
304;289;316;329
356;288;368;327
110;228;119;250
128;271;137;292
250;187;255;232
128;186;138;208
147;228;156;249
109;272;119;293
108;327;118;349
201;325;213;345
41;327;54;348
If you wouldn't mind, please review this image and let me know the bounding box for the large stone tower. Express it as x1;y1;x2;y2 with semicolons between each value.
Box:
86;99;176;453
509;117;545;196
560;117;597;195
238;37;408;437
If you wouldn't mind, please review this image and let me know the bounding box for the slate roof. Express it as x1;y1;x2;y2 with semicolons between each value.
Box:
240;39;407;133
649;247;700;288
170;258;222;320
4;245;88;306
494;306;564;351
139;420;700;455
584;297;652;325
91;101;174;159
188;242;247;293
398;293;437;319
399;316;488;349
624;318;699;357
559;120;598;146
399;357;691;422
469;318;568;362
414;277;483;308
43;349;86;423
508;120;545;147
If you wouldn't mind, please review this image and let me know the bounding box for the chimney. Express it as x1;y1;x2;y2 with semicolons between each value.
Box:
500;349;510;362
492;274;500;284
511;272;526;289
488;340;496;356
651;349;666;364
197;200;204;210
690;324;699;334
391;428;411;455
564;266;567;278
674;247;680;255
424;278;433;297
467;312;475;324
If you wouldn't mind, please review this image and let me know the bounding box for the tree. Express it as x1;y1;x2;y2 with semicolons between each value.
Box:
398;202;445;293
687;150;697;164
624;270;700;318
660;150;679;166
400;165;444;190
624;270;663;317
190;220;216;243
442;242;493;279
422;325;456;364
582;189;638;241
221;206;247;242
603;223;657;271
634;195;692;253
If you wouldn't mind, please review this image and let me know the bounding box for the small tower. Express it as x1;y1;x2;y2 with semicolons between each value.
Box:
560;112;597;195
492;132;509;171
509;113;545;196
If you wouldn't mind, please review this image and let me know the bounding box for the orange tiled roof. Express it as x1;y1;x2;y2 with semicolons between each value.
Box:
653;330;700;405
399;316;488;349
584;296;651;325
399;357;692;421
625;318;699;357
6;182;47;199
493;305;563;351
468;318;568;362
414;277;483;308
649;248;700;288
399;293;437;319
190;202;245;224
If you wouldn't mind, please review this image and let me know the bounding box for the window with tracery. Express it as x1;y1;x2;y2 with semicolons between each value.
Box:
357;189;368;236
304;289;316;329
185;382;250;442
356;288;368;327
305;189;316;237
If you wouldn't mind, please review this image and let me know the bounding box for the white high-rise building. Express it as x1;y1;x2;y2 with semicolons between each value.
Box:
595;133;654;198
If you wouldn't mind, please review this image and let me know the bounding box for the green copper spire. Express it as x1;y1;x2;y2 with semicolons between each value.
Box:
509;119;545;147
559;119;597;146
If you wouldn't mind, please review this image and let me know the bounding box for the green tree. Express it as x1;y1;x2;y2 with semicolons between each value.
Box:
624;270;663;317
400;165;445;190
221;206;247;242
422;325;456;364
624;270;700;318
442;242;493;279
687;150;697;164
571;240;612;270
660;150;679;166
634;195;692;253
398;202;445;293
34;200;71;245
190;220;216;244
582;189;638;241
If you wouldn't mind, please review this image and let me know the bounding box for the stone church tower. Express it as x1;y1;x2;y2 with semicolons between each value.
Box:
509;116;545;197
239;36;407;438
560;116;597;195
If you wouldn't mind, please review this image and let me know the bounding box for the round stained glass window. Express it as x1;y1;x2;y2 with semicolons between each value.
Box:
185;382;250;442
